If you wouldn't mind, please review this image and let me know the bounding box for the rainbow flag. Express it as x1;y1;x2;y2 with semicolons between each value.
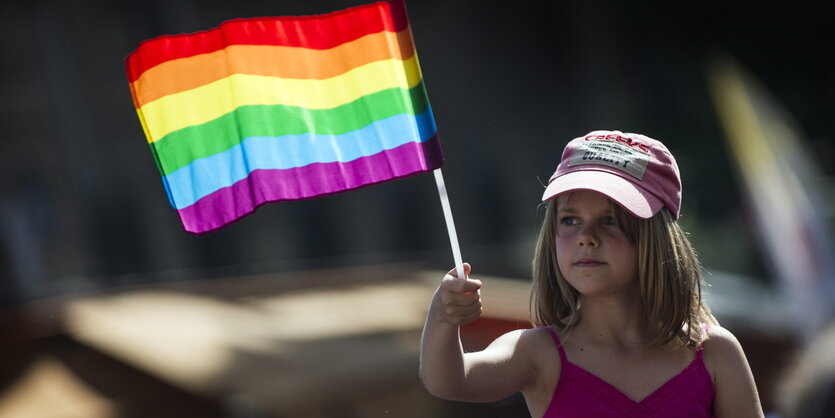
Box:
126;0;443;234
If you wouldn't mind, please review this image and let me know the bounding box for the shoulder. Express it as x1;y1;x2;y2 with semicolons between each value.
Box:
511;327;564;400
486;326;559;359
702;325;745;363
702;324;741;350
702;325;764;417
520;326;561;353
520;327;563;379
483;327;562;376
702;325;747;376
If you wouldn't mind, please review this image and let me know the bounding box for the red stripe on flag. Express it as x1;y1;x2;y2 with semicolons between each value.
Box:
126;0;409;82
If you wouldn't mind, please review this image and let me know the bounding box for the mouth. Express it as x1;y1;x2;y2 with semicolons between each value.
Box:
574;258;605;267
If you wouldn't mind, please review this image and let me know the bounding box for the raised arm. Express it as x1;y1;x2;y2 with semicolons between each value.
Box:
704;325;765;418
419;263;538;402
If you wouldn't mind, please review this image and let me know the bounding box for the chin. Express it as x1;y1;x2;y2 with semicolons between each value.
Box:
567;281;610;296
568;278;633;298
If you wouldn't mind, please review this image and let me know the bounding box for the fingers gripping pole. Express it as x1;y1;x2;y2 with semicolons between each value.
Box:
433;168;465;280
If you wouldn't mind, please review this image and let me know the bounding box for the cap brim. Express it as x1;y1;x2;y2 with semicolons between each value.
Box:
541;171;663;219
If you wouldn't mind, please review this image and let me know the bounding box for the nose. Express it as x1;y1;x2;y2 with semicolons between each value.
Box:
577;224;600;248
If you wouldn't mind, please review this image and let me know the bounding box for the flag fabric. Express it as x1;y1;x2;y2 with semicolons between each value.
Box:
708;54;835;340
126;0;443;234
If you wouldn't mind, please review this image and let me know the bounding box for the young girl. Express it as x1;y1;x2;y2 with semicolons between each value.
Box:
420;130;764;417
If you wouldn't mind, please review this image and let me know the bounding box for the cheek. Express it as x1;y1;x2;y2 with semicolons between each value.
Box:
617;244;640;277
626;246;639;271
554;234;573;274
601;226;629;241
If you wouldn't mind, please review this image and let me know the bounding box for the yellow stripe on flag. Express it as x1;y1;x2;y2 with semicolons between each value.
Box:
140;55;423;143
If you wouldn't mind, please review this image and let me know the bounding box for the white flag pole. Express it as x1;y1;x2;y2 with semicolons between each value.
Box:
433;168;465;280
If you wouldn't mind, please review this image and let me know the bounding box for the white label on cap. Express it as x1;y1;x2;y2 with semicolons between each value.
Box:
568;140;650;179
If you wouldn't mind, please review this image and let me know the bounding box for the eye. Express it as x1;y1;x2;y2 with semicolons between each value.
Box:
603;216;616;226
559;216;579;226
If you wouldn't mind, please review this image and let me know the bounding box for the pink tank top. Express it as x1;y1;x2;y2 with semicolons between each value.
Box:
541;326;715;417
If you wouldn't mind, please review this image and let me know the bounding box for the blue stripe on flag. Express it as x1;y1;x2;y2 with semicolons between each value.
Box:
164;108;437;209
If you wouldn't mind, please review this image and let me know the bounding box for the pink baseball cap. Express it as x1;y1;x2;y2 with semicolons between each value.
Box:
542;130;682;219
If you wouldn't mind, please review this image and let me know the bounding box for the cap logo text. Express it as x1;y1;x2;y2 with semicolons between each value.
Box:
584;134;651;153
569;139;651;180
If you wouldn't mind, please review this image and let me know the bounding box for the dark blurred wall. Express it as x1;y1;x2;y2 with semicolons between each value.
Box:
1;0;832;305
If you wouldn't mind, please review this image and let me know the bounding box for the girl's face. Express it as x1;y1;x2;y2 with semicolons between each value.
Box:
554;190;639;298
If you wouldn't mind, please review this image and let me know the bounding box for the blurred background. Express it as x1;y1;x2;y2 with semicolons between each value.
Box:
1;0;833;417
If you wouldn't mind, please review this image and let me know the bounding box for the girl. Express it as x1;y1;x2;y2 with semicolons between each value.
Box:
420;130;764;417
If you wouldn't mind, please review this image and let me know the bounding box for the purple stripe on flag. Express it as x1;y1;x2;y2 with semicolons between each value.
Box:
177;135;444;234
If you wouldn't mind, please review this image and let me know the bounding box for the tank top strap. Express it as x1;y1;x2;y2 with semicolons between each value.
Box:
698;322;711;352
539;325;568;364
695;344;705;359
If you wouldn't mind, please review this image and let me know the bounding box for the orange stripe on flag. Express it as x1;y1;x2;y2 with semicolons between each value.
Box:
131;28;416;108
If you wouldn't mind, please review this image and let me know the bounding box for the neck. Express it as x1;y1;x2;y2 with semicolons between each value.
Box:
574;292;647;346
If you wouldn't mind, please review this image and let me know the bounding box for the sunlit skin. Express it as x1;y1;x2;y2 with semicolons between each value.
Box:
555;190;639;299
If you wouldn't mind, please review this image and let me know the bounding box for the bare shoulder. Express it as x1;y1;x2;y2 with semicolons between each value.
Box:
481;327;561;379
519;326;561;362
703;325;743;351
453;327;562;405
704;324;740;344
466;327;560;393
516;328;562;384
702;325;765;418
702;325;747;373
513;327;563;410
483;327;557;362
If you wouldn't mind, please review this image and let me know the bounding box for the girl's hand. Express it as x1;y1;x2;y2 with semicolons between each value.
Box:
431;263;483;325
421;262;540;403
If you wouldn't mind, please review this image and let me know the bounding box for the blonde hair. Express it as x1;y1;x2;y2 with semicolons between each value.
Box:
531;196;717;347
